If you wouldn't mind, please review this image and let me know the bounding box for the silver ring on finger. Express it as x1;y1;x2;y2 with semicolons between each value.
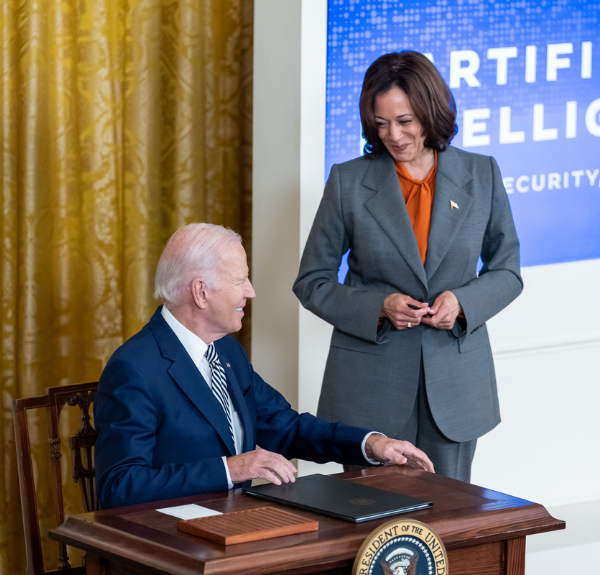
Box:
407;322;412;328
434;324;438;328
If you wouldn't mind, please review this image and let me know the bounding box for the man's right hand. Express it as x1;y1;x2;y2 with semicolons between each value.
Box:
227;448;297;485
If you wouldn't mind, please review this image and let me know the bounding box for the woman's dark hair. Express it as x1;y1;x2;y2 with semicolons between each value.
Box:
360;51;458;157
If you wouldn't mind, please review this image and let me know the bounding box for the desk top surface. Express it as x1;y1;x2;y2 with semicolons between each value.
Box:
50;467;564;575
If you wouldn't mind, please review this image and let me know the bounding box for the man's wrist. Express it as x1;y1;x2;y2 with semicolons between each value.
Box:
362;431;386;465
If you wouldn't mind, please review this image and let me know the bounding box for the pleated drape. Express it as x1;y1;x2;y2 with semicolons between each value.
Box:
0;0;253;571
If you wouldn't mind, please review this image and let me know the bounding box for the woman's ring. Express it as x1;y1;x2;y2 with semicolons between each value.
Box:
407;322;412;328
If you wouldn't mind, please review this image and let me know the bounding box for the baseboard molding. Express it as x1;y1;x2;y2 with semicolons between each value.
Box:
492;332;600;358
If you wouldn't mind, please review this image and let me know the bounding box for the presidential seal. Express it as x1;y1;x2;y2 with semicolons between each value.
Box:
352;519;447;575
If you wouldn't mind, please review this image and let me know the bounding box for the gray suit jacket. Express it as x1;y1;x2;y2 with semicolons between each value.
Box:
293;146;523;442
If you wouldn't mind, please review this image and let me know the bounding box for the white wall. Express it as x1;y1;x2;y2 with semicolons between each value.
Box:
475;259;600;506
253;1;600;572
252;0;303;408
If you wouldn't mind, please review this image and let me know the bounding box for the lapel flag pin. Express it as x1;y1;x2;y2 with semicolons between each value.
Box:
450;201;459;209
226;363;231;367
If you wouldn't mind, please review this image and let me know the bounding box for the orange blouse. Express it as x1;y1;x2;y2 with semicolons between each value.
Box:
394;153;437;264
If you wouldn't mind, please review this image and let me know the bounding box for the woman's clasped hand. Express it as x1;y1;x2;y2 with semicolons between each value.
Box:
381;290;461;330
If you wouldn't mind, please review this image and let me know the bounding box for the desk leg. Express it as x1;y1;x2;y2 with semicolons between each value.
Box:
85;554;107;575
506;537;526;575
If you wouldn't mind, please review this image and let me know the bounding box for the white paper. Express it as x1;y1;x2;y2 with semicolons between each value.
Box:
156;504;222;520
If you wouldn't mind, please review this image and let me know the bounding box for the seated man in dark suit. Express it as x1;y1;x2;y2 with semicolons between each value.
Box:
94;223;434;509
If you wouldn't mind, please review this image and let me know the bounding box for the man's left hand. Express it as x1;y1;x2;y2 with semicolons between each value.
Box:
365;435;435;472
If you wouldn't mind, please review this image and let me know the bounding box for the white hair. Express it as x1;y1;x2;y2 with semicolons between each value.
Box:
154;223;242;307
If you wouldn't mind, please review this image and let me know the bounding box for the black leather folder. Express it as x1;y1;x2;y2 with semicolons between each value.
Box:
242;474;432;523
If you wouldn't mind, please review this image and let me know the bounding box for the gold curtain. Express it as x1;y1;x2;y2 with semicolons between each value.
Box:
0;0;253;571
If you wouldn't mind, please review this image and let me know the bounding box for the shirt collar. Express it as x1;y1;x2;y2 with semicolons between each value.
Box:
161;305;208;369
394;151;437;184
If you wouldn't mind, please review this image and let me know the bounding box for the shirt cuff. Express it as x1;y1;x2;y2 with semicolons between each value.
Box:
362;431;387;465
222;456;234;489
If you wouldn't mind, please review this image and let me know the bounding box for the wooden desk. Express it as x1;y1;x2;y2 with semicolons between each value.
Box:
49;467;564;575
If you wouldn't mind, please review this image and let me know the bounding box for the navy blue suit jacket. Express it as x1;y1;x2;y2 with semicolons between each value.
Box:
94;307;370;508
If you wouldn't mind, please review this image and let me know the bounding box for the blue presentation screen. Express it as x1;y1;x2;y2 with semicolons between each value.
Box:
325;0;599;270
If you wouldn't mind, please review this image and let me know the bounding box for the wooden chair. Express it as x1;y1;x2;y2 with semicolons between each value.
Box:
13;382;98;575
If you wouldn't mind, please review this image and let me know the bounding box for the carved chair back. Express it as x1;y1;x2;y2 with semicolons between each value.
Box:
13;382;98;575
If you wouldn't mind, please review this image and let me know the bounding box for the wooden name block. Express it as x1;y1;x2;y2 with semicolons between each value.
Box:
178;506;319;545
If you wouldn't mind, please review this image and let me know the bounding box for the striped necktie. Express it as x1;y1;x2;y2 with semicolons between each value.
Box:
205;343;235;447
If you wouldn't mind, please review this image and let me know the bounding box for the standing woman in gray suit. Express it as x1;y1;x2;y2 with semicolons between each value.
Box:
293;51;522;482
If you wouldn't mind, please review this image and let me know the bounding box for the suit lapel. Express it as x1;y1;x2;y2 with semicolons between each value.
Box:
425;149;474;280
167;361;237;456
149;309;237;456
363;153;427;288
214;341;255;453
